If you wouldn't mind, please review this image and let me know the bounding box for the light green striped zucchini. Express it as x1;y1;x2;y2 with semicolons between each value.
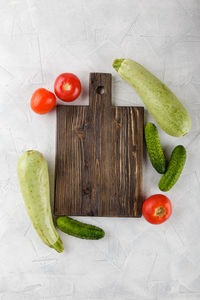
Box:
17;150;63;253
113;59;191;137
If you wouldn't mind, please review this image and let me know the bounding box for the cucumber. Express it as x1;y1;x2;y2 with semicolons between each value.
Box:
145;123;166;174
56;216;105;240
159;145;186;191
17;150;64;253
113;59;191;137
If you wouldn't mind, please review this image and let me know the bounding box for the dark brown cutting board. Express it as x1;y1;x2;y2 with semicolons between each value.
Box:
54;73;144;217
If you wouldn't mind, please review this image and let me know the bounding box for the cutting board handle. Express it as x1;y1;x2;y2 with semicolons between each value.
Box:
89;73;112;108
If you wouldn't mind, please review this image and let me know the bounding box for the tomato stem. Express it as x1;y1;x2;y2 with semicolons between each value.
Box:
63;83;71;91
155;206;166;217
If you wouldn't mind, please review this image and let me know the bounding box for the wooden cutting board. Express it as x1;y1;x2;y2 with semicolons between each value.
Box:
54;73;144;217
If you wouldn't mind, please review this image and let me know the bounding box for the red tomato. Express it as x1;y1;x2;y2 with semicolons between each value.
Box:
54;73;81;102
142;194;172;224
31;88;56;114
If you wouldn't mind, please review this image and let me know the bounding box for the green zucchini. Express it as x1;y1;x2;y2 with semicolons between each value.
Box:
159;145;186;191
113;59;191;137
145;123;166;174
17;150;64;253
56;216;105;240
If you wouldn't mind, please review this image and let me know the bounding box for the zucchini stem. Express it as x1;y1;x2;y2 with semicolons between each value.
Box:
112;59;124;72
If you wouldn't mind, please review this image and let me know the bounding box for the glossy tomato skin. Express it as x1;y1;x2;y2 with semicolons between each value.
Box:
31;88;56;114
142;194;172;225
54;73;81;102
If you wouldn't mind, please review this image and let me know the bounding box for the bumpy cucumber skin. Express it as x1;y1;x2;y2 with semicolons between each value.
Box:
113;59;191;137
56;216;105;240
145;123;166;174
159;145;186;192
17;150;63;253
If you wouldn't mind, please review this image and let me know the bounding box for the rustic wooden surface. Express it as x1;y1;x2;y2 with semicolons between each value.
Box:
54;73;144;217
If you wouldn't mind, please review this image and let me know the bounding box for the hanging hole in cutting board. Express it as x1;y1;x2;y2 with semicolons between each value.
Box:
96;86;104;95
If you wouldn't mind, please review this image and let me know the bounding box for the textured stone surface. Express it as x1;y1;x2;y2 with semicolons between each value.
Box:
0;0;200;299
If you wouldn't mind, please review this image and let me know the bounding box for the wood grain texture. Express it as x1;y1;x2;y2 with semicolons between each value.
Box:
55;73;144;217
